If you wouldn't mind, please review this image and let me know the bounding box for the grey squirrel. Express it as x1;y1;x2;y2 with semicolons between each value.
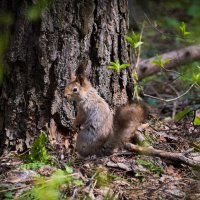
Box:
64;66;145;157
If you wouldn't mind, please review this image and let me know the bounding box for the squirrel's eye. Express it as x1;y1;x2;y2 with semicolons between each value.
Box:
73;87;78;93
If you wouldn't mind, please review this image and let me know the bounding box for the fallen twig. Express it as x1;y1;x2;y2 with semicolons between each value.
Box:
125;143;200;167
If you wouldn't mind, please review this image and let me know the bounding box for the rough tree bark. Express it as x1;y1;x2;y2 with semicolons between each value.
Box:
0;0;131;153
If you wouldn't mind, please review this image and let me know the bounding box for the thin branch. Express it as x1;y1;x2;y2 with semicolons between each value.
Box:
143;83;195;102
135;24;144;71
162;67;181;75
144;12;195;42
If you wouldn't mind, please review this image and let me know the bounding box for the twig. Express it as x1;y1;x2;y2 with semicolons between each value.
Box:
135;24;144;71
144;12;193;41
89;180;97;197
143;83;195;102
126;143;200;167
163;67;181;75
167;83;179;118
0;184;32;193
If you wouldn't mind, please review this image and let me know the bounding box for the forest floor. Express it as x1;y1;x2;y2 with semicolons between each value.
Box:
0;86;200;200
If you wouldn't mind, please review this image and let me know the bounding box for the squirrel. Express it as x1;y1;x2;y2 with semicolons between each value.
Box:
64;66;145;157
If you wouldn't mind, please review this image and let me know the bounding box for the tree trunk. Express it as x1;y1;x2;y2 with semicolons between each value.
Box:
0;0;130;153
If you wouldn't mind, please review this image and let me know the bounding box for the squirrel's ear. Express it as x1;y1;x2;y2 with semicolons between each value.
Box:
75;61;87;86
76;63;86;77
76;74;86;86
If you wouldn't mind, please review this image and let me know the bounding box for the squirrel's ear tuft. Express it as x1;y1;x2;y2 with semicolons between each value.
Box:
76;74;86;86
76;62;87;77
75;60;88;86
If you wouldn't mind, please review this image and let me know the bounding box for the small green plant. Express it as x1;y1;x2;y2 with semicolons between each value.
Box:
17;162;46;170
174;104;200;122
192;65;200;84
107;30;145;102
107;59;130;72
17;167;83;200
124;32;143;49
22;132;50;164
2;191;13;200
135;159;163;175
179;22;190;36
174;107;191;121
93;168;115;188
134;172;146;182
179;64;200;86
150;55;171;68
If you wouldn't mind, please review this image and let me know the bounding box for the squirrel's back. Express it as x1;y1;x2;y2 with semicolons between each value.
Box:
76;88;113;157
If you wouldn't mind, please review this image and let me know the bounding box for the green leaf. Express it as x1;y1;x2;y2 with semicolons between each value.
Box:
107;60;130;72
17;162;45;170
65;165;73;174
163;58;171;65
150;55;171;68
134;41;144;48
73;179;83;186
119;63;130;69
179;22;190;36
124;32;143;49
110;61;118;67
194;110;200;126
124;35;133;44
150;60;160;65
174;107;191;121
107;66;116;70
194;116;200;126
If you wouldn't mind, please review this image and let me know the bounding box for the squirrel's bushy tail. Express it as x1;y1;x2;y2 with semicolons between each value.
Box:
102;103;146;155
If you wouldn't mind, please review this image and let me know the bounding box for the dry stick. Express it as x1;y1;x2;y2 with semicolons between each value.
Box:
126;143;200;167
168;85;178;119
89;180;97;198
